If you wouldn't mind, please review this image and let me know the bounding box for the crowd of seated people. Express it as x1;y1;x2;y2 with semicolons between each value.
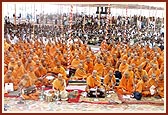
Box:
4;13;164;100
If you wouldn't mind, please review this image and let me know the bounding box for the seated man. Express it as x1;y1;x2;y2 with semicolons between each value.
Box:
69;55;80;77
52;74;68;101
84;56;94;74
104;70;116;91
102;63;114;77
52;62;68;81
93;58;104;77
135;75;150;99
148;73;157;96
134;65;148;84
116;72;134;95
86;70;105;98
73;63;88;80
155;74;164;98
35;65;47;78
4;70;14;93
19;74;39;100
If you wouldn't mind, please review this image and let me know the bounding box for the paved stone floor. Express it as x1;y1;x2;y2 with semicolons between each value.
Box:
3;97;165;113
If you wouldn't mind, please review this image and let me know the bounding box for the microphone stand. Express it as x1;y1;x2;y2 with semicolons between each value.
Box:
95;86;98;98
40;85;45;101
17;86;25;104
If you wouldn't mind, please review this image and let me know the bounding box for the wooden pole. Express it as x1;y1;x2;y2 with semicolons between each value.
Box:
105;4;110;41
34;4;35;22
124;4;128;40
148;6;151;29
98;6;101;29
154;7;157;31
67;5;73;72
14;4;16;26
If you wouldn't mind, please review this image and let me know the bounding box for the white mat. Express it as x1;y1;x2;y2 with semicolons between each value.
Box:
66;85;86;91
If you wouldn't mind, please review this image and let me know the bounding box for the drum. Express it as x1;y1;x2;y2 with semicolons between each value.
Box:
88;88;106;98
68;90;78;99
44;90;54;102
60;90;69;101
53;91;60;101
22;85;36;95
97;88;106;98
46;93;53;102
87;88;98;98
43;90;48;100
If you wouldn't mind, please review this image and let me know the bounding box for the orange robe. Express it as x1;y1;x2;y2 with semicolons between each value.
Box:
148;78;157;88
150;60;159;68
4;41;10;51
135;70;148;84
156;78;164;98
90;53;96;63
35;67;47;78
85;61;94;74
49;46;56;58
102;66;114;77
21;78;39;100
127;57;133;65
74;68;88;80
148;68;161;79
106;55;113;64
11;70;21;90
28;71;38;84
34;63;42;71
131;59;140;67
4;75;13;84
145;63;152;73
124;70;134;79
119;63;129;74
4;73;19;91
8;62;17;69
160;63;164;74
79;52;85;60
104;74;116;91
61;57;68;70
93;63;104;76
14;65;25;80
121;54;128;60
56;54;64;62
86;75;101;88
140;57;147;63
70;59;80;69
4;66;8;74
9;51;16;58
52;66;68;80
49;59;61;71
25;61;36;72
101;41;108;50
135;80;151;97
116;76;134;95
157;56;164;68
44;55;52;67
52;79;65;91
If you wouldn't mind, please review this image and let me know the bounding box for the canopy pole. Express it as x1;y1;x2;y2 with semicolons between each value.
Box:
67;5;73;73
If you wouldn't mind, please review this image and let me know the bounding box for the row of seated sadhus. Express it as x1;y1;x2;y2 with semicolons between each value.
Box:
4;58;164;99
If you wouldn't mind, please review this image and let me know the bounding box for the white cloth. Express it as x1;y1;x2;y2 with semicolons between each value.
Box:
5;83;14;92
150;85;156;95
